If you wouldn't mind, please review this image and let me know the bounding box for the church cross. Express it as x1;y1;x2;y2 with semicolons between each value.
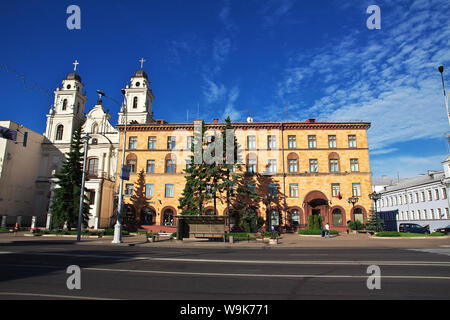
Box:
139;58;146;70
73;60;79;72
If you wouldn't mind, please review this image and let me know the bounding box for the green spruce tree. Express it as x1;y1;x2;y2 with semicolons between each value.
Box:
130;169;147;225
50;126;90;230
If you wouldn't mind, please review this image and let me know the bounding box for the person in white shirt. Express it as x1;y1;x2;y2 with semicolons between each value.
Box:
325;223;330;238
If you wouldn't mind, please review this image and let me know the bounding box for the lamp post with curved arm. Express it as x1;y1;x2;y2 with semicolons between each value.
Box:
97;89;127;244
77;134;91;242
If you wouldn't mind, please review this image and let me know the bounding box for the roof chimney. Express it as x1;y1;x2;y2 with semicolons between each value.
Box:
213;118;219;124
306;118;316;123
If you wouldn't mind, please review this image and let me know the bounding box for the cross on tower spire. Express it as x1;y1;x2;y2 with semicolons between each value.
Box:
73;60;79;72
139;57;146;70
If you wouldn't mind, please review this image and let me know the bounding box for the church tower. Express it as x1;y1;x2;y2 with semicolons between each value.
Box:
45;61;87;143
119;59;154;124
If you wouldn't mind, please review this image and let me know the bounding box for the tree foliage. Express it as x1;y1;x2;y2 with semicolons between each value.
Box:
50;126;89;230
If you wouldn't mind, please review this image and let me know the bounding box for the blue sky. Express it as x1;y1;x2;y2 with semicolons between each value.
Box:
0;0;449;178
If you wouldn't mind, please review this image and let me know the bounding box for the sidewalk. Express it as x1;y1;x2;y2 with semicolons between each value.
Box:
1;232;450;249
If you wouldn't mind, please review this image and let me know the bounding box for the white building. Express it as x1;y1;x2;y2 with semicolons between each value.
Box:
0;121;45;228
374;163;450;232
0;62;156;230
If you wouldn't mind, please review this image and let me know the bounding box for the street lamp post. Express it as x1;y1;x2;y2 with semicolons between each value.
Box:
369;191;382;232
347;196;359;231
438;66;450;128
264;194;275;233
97;90;127;244
77;134;91;242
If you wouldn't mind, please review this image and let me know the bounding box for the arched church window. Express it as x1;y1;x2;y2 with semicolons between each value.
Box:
133;97;138;109
55;125;64;141
62;99;67;111
91;123;98;134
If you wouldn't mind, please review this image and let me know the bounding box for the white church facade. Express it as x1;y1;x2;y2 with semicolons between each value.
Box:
1;61;156;229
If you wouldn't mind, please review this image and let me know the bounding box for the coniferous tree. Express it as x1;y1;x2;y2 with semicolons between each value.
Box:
366;209;384;232
130;169;147;225
178;121;209;215
50;126;90;230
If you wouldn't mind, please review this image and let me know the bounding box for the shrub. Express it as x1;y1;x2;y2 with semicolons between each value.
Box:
348;221;365;230
430;232;445;237
375;231;401;237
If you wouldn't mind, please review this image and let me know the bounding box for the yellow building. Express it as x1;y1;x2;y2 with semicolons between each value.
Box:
115;118;372;233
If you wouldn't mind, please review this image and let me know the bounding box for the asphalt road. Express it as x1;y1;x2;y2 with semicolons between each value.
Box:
0;240;449;302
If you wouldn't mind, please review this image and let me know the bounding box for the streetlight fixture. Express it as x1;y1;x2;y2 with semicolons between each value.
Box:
369;191;382;232
77;134;91;242
97;89;127;244
438;66;450;128
347;196;359;231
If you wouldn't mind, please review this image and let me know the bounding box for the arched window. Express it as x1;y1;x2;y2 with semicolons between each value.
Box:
91;123;98;134
287;152;299;173
246;153;257;173
165;154;176;173
205;209;215;215
163;209;174;226
141;207;155;225
62;99;68;111
289;209;300;226
55;125;64;141
126;153;137;173
133;97;138;109
328;152;340;173
354;208;364;223
332;208;343;226
270;210;280;227
87;158;99;176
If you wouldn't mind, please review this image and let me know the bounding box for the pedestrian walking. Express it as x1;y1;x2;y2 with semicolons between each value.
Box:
325;222;330;238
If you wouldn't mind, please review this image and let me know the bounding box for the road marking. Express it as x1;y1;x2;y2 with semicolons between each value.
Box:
2;263;450;280
0;292;118;300
1;251;450;266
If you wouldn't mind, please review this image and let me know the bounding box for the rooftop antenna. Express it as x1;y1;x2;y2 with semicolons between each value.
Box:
197;103;200;119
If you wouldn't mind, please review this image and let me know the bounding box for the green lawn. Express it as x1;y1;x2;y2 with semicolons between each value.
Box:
375;231;445;237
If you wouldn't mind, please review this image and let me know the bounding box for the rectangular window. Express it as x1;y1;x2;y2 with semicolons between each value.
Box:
247;159;257;173
428;190;432;201
267;135;276;149
329;159;339;172
288;159;297;173
348;135;357;148
187;136;193;150
165;184;174;198
269;184;278;196
421;191;425;202
125;184;134;196
331;183;340;197
438;208;442;219
146;160;155;174
288;136;296;149
308;135;317;148
435;189;440;200
289;184;298;198
145;184;154;198
352;183;361;197
309;159;318;172
126;160;136;173
247;136;256;150
166;159;176;173
328;135;336;148
148;136;156;149
445;208;449;219
167;136;176;150
350;159;359;172
128;136;137;149
88;190;95;205
268;159;277;173
443;188;447;199
415;193;419;203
